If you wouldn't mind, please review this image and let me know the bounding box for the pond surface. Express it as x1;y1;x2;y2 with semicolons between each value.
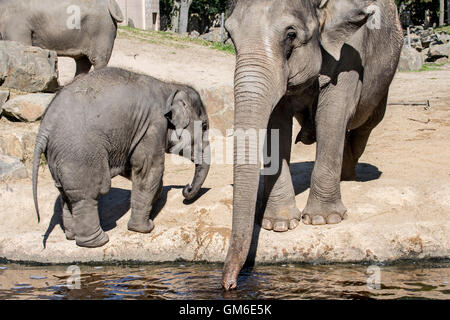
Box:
0;261;448;300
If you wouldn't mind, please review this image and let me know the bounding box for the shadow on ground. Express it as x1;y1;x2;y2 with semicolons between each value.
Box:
42;185;210;248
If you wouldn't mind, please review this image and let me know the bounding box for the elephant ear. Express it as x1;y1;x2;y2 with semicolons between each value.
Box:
165;90;191;132
108;0;124;23
316;0;377;60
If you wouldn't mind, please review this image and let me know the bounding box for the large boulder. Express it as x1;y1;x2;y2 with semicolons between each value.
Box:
427;43;450;62
1;93;55;122
438;32;450;44
0;123;38;164
199;86;234;134
0;41;59;93
200;27;229;43
0;154;28;182
398;46;423;71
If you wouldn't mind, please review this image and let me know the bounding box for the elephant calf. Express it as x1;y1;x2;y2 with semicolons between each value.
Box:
32;67;210;248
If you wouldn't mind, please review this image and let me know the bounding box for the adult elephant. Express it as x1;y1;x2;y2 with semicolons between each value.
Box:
222;0;403;290
0;0;124;76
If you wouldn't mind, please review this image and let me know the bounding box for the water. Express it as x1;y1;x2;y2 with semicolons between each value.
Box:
0;261;448;300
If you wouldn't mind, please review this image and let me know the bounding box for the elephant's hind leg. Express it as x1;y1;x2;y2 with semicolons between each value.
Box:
341;95;388;181
70;198;109;248
261;99;301;232
59;158;111;248
59;190;75;241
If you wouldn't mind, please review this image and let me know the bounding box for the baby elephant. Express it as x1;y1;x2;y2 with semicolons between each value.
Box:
32;68;210;248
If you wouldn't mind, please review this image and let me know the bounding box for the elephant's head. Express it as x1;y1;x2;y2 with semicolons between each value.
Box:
165;88;211;201
222;0;377;290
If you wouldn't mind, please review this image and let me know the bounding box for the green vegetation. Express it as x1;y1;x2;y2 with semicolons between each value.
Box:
40;154;47;167
435;25;450;34
118;26;235;55
406;61;448;72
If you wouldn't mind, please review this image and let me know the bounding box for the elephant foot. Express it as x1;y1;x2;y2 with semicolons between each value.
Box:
261;206;301;232
128;218;155;234
75;230;109;248
302;198;348;225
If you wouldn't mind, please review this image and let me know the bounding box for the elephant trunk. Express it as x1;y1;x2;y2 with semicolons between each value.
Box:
222;51;285;290
183;143;211;201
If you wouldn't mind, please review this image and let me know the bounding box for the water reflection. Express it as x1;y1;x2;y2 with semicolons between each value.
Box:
0;262;448;300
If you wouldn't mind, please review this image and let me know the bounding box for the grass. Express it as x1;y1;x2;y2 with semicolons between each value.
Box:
40;154;47;167
435;25;450;34
415;61;448;72
117;26;236;55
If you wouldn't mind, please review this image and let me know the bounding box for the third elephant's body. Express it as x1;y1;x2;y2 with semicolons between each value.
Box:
0;0;124;75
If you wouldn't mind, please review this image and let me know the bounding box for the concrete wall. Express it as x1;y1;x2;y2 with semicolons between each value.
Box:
116;0;160;31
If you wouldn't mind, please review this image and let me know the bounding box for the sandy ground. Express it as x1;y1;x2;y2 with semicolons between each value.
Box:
0;34;449;264
58;34;235;89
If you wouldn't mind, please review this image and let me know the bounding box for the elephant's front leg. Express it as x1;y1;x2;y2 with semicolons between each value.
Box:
261;100;301;232
127;158;164;234
302;87;356;225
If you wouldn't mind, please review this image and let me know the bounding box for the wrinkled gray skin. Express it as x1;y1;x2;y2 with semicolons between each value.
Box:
222;0;403;289
0;0;123;76
32;68;210;248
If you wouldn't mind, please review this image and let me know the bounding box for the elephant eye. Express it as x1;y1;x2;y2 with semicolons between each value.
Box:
287;31;297;40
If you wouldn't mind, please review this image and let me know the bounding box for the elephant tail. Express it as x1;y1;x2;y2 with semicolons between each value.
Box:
108;0;124;23
32;133;48;224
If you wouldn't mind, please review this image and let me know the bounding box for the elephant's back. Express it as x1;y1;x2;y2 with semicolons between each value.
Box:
12;0;114;56
43;68;155;167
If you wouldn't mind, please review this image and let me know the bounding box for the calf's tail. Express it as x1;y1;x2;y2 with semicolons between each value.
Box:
32;134;48;223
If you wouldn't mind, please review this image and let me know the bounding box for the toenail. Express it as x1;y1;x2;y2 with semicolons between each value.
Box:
262;219;273;230
312;215;326;225
273;221;288;232
289;219;299;230
326;213;342;224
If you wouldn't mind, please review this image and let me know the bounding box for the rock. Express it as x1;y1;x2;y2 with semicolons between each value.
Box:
403;34;422;51
0;89;9;109
428;43;450;62
0;41;59;93
199;86;234;134
1;93;55;122
200;28;229;43
398;46;423;71
421;35;438;49
438;32;450;44
0;154;28;182
421;47;430;62
434;57;449;64
189;30;200;39
0;123;38;163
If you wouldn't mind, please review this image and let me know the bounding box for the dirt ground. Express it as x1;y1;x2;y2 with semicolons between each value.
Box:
0;34;449;264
